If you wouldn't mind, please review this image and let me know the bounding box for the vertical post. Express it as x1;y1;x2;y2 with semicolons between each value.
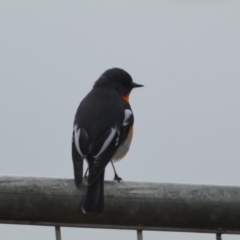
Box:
216;233;222;240
137;230;143;240
55;226;62;240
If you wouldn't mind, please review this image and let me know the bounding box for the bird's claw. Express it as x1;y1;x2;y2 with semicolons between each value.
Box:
113;175;123;183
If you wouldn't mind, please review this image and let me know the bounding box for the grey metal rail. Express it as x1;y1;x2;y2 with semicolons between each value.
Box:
0;176;240;238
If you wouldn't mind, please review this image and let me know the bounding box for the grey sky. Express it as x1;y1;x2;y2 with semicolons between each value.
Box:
1;1;240;239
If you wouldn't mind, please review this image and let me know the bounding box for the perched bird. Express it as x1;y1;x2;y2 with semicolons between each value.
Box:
72;68;143;213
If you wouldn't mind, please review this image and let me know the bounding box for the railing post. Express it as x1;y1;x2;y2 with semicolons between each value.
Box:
137;230;143;240
216;233;222;240
55;226;62;240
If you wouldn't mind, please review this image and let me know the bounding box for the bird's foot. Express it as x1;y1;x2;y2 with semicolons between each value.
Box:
113;174;123;183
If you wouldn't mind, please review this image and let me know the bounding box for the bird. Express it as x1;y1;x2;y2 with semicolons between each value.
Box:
72;68;143;214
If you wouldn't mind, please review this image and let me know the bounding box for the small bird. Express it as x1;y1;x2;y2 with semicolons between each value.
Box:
72;68;143;213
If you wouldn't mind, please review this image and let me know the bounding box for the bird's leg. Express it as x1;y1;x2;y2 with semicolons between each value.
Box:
111;160;122;182
84;167;89;178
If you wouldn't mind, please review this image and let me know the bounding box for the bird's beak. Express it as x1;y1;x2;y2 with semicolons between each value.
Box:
132;82;144;88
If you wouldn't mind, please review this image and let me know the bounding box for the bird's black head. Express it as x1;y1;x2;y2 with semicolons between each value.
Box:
93;68;143;97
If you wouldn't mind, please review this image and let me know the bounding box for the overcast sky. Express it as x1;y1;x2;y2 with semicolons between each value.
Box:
1;1;240;240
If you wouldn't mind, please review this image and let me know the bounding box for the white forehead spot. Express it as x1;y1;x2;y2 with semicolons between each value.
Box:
123;109;133;126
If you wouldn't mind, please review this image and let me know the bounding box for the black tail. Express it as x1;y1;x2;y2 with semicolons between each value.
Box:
82;171;105;214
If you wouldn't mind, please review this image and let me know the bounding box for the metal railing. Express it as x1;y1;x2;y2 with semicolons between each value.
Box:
53;226;223;240
1;176;240;240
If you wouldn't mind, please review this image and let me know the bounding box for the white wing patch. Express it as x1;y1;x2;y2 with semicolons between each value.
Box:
94;127;117;159
123;109;133;126
115;130;120;146
74;125;84;157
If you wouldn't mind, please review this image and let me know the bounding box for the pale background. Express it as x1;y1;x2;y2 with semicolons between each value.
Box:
0;1;240;239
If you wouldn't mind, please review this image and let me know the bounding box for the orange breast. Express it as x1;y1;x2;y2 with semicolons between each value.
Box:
122;93;130;103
